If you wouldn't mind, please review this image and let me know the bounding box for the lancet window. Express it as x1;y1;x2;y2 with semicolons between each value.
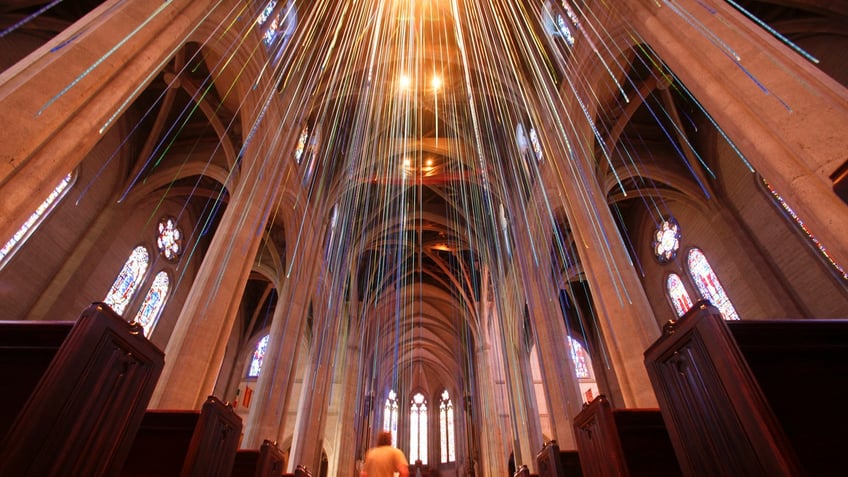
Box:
133;271;170;337
1;172;74;267
666;273;694;317
410;392;428;464
688;248;740;320
384;390;399;447
566;336;593;379
248;334;271;378
104;246;150;316
439;390;456;463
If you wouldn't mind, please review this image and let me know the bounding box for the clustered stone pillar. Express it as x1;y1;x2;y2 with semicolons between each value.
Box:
0;0;218;243
241;244;321;448
150;123;291;408
622;0;848;269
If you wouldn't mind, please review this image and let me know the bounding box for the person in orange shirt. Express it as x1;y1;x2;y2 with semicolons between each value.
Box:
360;431;409;477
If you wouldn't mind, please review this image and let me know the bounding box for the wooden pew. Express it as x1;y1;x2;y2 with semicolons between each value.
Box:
0;321;73;434
573;395;681;477
232;439;286;477
121;395;243;477
282;464;312;477
0;303;164;476
644;301;848;476
514;464;536;477
536;440;583;477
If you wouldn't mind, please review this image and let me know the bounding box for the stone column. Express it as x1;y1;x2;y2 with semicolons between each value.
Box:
622;0;848;268
474;342;507;477
472;270;508;477
522;87;660;409
549;166;660;408
287;284;345;473
0;0;226;243
149;113;292;408
497;302;543;473
512;195;583;447
240;249;320;447
330;338;364;477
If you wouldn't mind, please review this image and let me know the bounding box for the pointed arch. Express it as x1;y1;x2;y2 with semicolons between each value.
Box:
134;270;170;336
566;335;594;379
666;273;694;317
104;246;150;316
439;389;456;463
248;334;271;378
410;392;428;464
384;389;399;447
687;248;740;320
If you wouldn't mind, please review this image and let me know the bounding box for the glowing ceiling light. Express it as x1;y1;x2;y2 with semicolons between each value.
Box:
430;74;442;90
399;74;412;91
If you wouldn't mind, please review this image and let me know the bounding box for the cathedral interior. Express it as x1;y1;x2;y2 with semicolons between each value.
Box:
0;0;846;475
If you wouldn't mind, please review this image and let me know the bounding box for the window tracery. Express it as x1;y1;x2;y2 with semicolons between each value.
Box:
439;390;456;463
248;334;270;377
688;248;740;320
1;172;74;267
133;271;170;336
410;392;428;464
104;246;150;316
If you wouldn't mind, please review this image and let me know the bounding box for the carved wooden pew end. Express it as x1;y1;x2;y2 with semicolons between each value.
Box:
0;303;164;476
121;395;242;477
232;439;286;477
573;395;681;477
645;301;848;476
536;440;583;477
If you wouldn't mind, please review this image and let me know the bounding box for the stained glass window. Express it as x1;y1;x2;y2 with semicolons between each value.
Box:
499;203;511;257
529;127;543;161
653;217;681;263
257;0;295;49
544;1;577;46
687;248;740;320
256;0;277;26
248;334;270;378
562;1;581;32
666;273;693;317
104;246;150;316
134;271;170;337
303;124;321;182
295;124;309;163
157;217;182;261
1;172;73;266
516;123;529;155
410;392;428;464
439;390;456;463
764;180;847;281
384;390;399;447
566;336;592;379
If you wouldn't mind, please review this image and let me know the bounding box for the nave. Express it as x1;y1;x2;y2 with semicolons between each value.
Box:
1;0;847;475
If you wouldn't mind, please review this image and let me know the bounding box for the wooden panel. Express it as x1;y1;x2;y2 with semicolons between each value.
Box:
232;439;285;477
559;451;582;477
727;318;848;476
644;302;848;476
573;396;628;477
536;440;583;477
122;410;200;477
573;395;680;477
0;303;164;477
183;396;243;477
0;321;73;435
536;440;564;477
122;396;242;477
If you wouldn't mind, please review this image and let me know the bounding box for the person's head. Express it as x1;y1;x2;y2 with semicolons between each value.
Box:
376;430;393;446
